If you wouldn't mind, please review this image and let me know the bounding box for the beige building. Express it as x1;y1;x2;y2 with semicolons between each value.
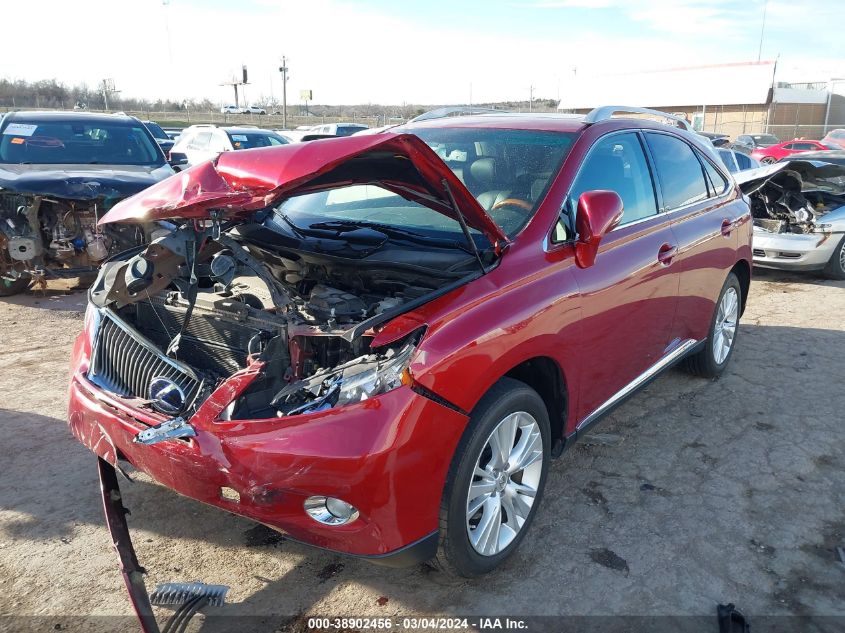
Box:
558;61;845;140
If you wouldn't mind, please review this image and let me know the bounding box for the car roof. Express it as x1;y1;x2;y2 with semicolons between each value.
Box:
2;110;141;126
402;113;587;133
400;112;712;137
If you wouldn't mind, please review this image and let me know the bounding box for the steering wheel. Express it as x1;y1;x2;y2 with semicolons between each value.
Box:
491;198;532;212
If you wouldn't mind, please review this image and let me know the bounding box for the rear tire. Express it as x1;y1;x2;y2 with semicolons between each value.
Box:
823;235;845;280
760;156;776;165
434;377;550;577
684;272;741;378
0;273;32;297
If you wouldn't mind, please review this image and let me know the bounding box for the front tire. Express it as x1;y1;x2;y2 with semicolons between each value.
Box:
760;156;776;165
684;272;741;378
434;378;550;577
823;234;845;280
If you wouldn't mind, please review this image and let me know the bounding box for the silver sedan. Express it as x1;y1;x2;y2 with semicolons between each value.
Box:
737;160;845;279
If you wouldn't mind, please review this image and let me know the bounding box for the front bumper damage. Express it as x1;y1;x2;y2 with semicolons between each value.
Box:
752;227;842;271
70;364;461;556
72;319;464;628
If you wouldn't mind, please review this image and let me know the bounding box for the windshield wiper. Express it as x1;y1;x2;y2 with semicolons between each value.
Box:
281;215;476;253
308;219;428;238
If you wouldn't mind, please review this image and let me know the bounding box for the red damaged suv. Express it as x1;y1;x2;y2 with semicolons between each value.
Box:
68;107;752;589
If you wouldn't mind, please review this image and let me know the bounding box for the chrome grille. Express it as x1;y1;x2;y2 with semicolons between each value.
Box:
88;309;202;410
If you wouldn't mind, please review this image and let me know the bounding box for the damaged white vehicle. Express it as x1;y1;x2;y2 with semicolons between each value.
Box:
738;160;845;279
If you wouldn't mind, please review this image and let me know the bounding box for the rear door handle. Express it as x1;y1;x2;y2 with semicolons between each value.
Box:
721;218;735;236
657;243;678;265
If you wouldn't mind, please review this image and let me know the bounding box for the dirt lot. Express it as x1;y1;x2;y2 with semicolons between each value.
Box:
1;269;844;632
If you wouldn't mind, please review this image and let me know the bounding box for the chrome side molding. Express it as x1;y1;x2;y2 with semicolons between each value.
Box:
576;338;699;432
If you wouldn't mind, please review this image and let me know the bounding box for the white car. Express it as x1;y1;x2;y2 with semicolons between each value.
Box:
244;105;267;115
169;125;288;167
308;122;369;137
220;105;244;114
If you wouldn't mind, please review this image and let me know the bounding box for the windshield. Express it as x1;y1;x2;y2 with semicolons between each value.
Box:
272;184;489;247
225;131;288;149
270;128;575;245
410;127;575;237
0;119;164;165
144;122;167;139
753;134;780;145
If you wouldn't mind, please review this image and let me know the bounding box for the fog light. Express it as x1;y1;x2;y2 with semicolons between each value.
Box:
304;496;359;525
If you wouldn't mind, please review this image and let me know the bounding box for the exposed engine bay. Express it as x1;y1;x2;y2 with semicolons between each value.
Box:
86;219;481;423
0;192;161;288
748;164;845;235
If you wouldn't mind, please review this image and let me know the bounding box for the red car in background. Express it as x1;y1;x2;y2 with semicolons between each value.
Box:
751;139;836;164
67;106;752;629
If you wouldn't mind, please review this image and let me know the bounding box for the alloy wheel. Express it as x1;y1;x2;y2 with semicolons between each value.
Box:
713;286;739;365
839;242;845;274
466;411;543;556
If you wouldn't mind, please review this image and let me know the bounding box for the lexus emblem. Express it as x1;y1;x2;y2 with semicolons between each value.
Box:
148;377;186;415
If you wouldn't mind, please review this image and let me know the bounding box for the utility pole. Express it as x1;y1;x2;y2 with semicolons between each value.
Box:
757;0;768;62
529;85;534;112
279;56;289;129
100;79;119;111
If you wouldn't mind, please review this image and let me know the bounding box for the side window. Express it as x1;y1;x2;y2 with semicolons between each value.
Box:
700;153;729;196
782;143;797;150
717;149;738;173
569;132;658;227
645;133;709;210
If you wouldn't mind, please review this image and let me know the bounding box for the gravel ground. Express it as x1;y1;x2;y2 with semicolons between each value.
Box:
0;269;844;632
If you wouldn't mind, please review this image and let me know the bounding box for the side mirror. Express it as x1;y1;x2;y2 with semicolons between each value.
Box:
574;190;624;269
168;152;189;170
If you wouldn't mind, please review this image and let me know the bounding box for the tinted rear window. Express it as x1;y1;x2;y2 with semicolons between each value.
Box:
335;125;367;137
144;122;167;139
225;131;288;149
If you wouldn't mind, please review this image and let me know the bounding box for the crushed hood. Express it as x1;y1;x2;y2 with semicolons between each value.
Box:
735;160;845;196
99;133;509;246
0;163;173;201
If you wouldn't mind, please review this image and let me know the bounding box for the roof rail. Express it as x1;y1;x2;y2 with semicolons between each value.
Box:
584;106;692;131
410;106;509;123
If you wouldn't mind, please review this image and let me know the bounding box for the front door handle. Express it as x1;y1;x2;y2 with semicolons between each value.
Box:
657;243;678;265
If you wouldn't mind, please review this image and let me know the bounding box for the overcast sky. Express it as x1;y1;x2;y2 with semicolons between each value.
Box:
4;0;844;105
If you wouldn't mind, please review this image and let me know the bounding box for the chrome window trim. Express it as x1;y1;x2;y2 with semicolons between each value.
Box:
545;128;661;251
576;338;699;432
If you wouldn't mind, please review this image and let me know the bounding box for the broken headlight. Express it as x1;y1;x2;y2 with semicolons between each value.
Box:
335;343;414;406
276;339;418;416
